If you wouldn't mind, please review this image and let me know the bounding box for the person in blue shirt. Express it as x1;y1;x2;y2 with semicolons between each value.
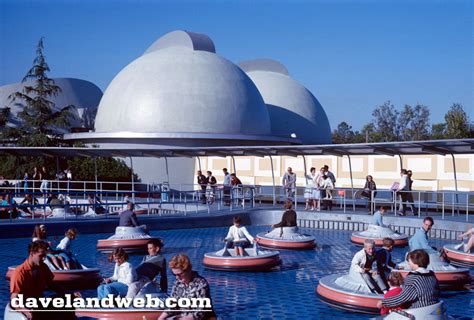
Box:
372;206;386;227
409;217;437;254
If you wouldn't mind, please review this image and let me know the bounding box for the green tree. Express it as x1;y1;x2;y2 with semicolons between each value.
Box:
360;122;382;142
431;123;446;140
444;103;470;138
332;121;356;144
67;157;139;182
371;101;400;142
8;38;73;147
399;104;430;141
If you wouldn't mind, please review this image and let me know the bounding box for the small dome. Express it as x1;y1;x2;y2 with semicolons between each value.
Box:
0;78;102;129
94;32;272;138
144;30;216;54
240;59;331;144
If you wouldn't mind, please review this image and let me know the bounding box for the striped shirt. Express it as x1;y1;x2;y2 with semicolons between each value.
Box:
382;270;439;309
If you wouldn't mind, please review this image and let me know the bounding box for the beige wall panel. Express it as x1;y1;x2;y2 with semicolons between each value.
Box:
438;179;473;191
444;158;470;174
255;176;279;185
233;157;254;176
374;158;398;172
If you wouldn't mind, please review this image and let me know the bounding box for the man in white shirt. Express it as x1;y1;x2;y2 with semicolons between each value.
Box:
351;239;387;294
396;169;409;216
282;167;297;199
223;168;231;206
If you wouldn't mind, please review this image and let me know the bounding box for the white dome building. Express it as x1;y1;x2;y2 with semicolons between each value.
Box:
0;78;102;130
74;30;294;147
239;59;331;144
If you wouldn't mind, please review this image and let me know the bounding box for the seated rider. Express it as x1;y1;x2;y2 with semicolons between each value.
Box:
351;239;387;294
372;206;386;227
272;200;297;229
224;216;254;256
126;239;168;299
19;194;39;215
376;238;399;288
119;202;139;227
48;228;80;270
456;227;474;253
409;217;437;255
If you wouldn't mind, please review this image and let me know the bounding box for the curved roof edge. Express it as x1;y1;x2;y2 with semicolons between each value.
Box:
64;131;300;144
144;30;216;55
238;59;289;76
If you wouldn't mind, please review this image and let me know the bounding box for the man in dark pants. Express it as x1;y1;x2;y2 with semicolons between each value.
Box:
197;170;207;204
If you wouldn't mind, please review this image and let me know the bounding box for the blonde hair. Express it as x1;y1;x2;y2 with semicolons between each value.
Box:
169;254;192;271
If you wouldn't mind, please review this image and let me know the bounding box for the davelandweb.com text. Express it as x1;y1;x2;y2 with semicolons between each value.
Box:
11;294;212;311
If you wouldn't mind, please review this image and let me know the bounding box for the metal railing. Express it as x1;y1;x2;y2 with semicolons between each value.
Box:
0;183;257;222
0;180;472;222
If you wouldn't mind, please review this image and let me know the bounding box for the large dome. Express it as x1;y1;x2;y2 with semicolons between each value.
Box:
0;78;102;130
94;31;273;139
240;59;332;144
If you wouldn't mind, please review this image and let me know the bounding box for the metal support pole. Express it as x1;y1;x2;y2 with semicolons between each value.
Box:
269;155;276;206
164;157;170;183
197;156;202;172
302;155;307;177
347;155;355;211
129;157;135;202
450;154;459;215
231;156;237;174
398;155;403;169
94;157;98;192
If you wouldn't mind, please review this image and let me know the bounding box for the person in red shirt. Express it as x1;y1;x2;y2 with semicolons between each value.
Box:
380;272;406;315
10;241;76;320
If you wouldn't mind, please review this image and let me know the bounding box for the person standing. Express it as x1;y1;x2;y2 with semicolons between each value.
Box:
282;167;297;199
321;175;334;211
406;170;417;214
23;172;29;194
32;167;41;193
66;169;72;192
304;167;316;210
362;175;377;214
197;171;207;204
39;166;49;194
222;168;231;206
323;165;336;186
206;171;217;204
396;169;409;216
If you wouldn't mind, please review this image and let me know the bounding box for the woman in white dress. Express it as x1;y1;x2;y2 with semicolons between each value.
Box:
304;167;317;210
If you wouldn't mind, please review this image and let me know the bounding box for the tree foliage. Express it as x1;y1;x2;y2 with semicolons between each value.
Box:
332;101;470;143
371;101;400;142
444;103;470;139
5;38;74;147
0;38;141;183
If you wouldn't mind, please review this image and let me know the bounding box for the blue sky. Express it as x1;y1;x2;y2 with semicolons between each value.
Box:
0;0;472;130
